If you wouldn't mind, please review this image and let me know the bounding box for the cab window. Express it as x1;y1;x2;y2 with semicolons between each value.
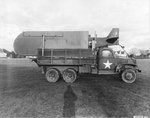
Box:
102;50;113;58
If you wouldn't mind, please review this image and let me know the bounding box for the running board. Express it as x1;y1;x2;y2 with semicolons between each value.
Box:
98;70;117;75
91;69;117;75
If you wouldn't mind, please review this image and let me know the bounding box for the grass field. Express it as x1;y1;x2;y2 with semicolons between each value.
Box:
0;58;149;117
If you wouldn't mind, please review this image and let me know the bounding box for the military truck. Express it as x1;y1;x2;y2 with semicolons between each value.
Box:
14;28;141;83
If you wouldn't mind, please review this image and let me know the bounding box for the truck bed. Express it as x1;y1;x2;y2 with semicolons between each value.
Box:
37;48;95;66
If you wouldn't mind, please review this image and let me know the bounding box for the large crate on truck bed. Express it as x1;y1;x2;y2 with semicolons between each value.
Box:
14;31;89;56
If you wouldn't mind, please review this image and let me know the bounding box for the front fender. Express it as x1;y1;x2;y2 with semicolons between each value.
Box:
115;64;141;73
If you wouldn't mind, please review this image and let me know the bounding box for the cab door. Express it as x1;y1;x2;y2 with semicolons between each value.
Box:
98;48;116;70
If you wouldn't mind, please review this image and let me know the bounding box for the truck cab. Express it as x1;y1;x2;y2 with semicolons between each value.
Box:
96;45;141;83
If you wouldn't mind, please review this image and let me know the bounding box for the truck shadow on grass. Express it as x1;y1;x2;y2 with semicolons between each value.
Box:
63;85;77;118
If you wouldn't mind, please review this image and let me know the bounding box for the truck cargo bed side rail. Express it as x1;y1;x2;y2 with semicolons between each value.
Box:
36;48;95;66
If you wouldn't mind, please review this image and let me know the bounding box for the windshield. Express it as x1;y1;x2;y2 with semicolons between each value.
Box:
108;45;128;58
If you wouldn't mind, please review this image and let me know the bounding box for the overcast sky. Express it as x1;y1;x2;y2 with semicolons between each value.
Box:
0;0;150;51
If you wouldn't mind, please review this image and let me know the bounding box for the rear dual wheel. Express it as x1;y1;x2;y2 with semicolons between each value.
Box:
62;68;77;83
45;68;77;83
45;68;60;83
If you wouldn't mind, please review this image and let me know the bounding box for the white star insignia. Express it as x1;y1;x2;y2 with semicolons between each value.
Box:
103;60;112;69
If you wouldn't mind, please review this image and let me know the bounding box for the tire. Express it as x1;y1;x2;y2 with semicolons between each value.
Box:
62;68;77;83
45;68;60;83
121;69;136;83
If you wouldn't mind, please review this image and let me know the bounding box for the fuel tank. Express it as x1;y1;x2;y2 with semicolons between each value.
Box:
14;31;89;56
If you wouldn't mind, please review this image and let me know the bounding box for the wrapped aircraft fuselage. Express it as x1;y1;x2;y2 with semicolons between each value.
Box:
14;31;89;56
13;28;119;56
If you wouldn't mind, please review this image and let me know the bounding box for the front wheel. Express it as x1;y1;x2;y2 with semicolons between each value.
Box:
121;69;136;83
